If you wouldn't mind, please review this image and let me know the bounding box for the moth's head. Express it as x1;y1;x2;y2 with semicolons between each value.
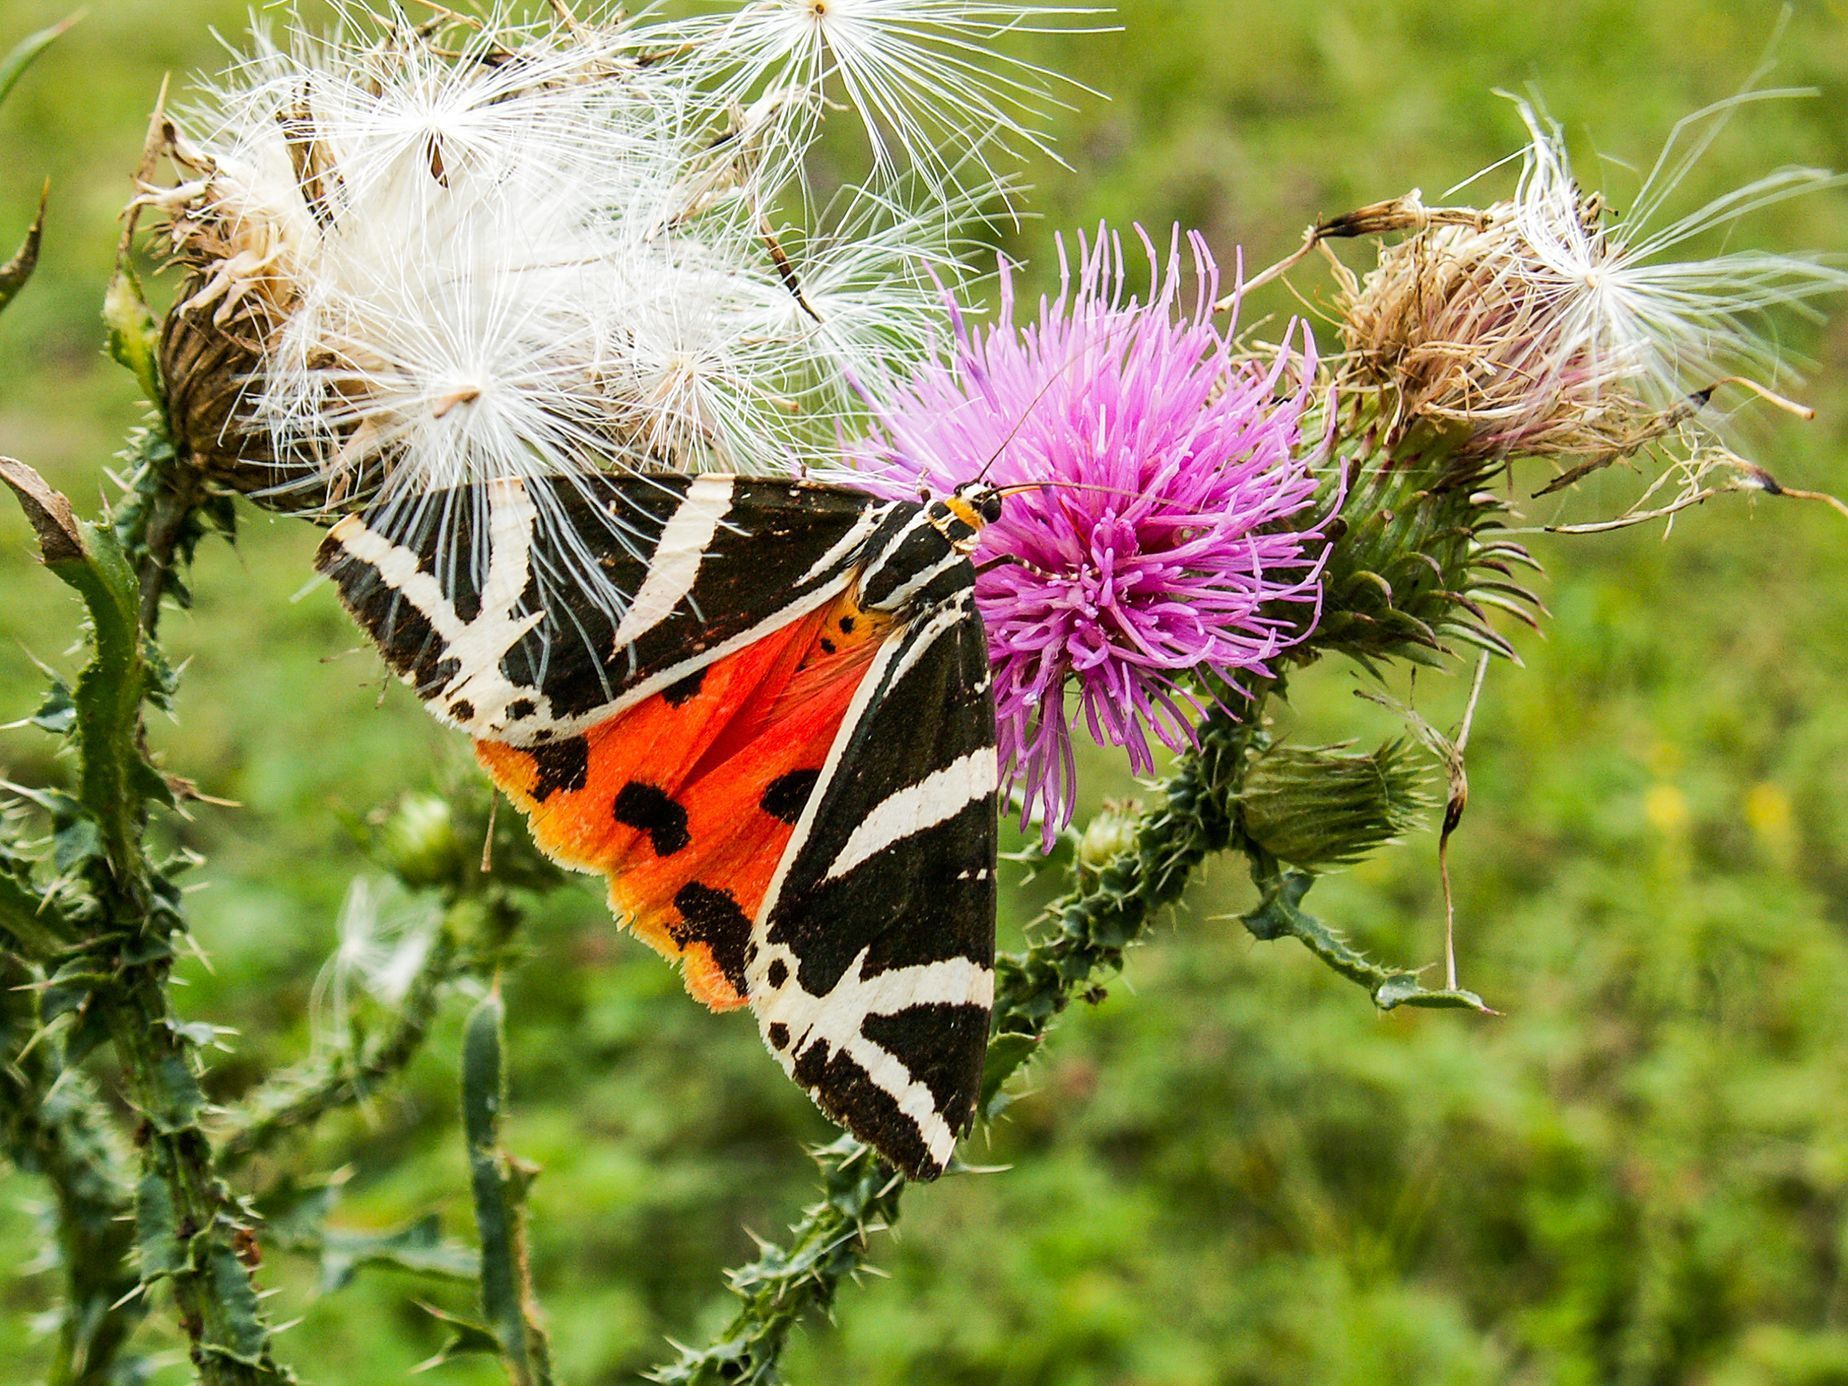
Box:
943;479;1005;530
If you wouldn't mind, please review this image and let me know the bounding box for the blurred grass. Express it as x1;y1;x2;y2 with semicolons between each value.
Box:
1;1;1845;1382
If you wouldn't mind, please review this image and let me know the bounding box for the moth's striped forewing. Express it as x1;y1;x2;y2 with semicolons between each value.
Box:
749;593;998;1178
315;472;998;1178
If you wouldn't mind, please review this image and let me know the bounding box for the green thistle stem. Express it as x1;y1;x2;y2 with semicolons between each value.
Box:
460;986;556;1385
3;456;291;1383
219;924;461;1170
0;957;143;1386
652;705;1267;1385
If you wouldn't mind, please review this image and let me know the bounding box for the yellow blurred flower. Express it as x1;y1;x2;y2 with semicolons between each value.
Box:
1744;781;1798;866
1644;783;1690;837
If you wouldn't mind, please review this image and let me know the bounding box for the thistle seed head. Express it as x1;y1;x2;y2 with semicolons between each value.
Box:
1338;89;1846;504
146;0;1058;654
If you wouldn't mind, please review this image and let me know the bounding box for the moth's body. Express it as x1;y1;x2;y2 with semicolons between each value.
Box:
319;472;1005;1178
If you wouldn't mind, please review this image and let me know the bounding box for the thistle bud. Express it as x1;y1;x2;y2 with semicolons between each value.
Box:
1308;444;1541;670
1238;741;1434;871
375;792;466;891
1077;799;1142;873
157;170;307;500
1337;190;1654;472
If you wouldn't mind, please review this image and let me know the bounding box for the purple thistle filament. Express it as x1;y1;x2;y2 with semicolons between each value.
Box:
856;226;1334;843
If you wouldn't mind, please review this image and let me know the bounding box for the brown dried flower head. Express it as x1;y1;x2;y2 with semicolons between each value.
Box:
1331;94;1844;498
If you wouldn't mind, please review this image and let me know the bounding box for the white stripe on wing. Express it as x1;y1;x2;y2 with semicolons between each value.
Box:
823;749;999;883
610;474;734;648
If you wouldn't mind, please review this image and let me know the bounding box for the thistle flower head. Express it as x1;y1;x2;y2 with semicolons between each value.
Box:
152;1;1024;636
1340;80;1847;502
854;228;1332;841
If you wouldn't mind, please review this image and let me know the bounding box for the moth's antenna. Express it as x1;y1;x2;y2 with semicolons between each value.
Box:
970;309;1151;484
991;477;1312;521
972;356;1072;484
997;479;1171;503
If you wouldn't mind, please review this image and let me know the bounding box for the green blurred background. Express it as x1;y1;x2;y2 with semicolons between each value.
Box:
2;1;1845;1382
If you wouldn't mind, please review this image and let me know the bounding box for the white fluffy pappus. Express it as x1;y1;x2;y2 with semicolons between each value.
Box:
657;0;1107;192
1502;86;1847;426
1492;79;1848;514
308;875;441;1058
154;0;1051;629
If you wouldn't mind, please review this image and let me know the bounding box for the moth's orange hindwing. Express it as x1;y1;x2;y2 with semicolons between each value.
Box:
475;593;893;1010
323;469;1004;1182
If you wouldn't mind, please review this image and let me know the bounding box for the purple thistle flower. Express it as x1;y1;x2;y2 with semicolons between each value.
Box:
853;226;1334;843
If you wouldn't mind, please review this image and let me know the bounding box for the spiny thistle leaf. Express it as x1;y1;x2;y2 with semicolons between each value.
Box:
259;1172;475;1295
134;1168;186;1280
0;818;72;957
414;1304;511;1373
319;1217;480;1296
1239;860;1493;1013
0;16;83;319
0;455;84;564
461;986;556;1386
0;12;80;107
0;928;145;1381
0;181;46;318
0;457;164;882
104;259;165;423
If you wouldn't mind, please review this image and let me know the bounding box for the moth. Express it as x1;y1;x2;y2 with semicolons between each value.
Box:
316;473;1004;1180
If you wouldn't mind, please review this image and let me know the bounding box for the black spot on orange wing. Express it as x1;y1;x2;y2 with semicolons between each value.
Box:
663;667;706;707
614;782;691;856
528;736;590;802
759;769;821;825
670;881;753;996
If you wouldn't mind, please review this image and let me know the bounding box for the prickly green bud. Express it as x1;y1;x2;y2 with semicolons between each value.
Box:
1238;740;1434;870
1307;428;1542;671
1076;800;1141;873
376;793;466;891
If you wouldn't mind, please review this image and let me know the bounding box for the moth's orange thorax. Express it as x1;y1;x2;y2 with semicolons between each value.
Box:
942;493;982;530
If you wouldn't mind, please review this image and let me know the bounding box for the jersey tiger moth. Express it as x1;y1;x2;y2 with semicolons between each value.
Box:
316;472;1005;1180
